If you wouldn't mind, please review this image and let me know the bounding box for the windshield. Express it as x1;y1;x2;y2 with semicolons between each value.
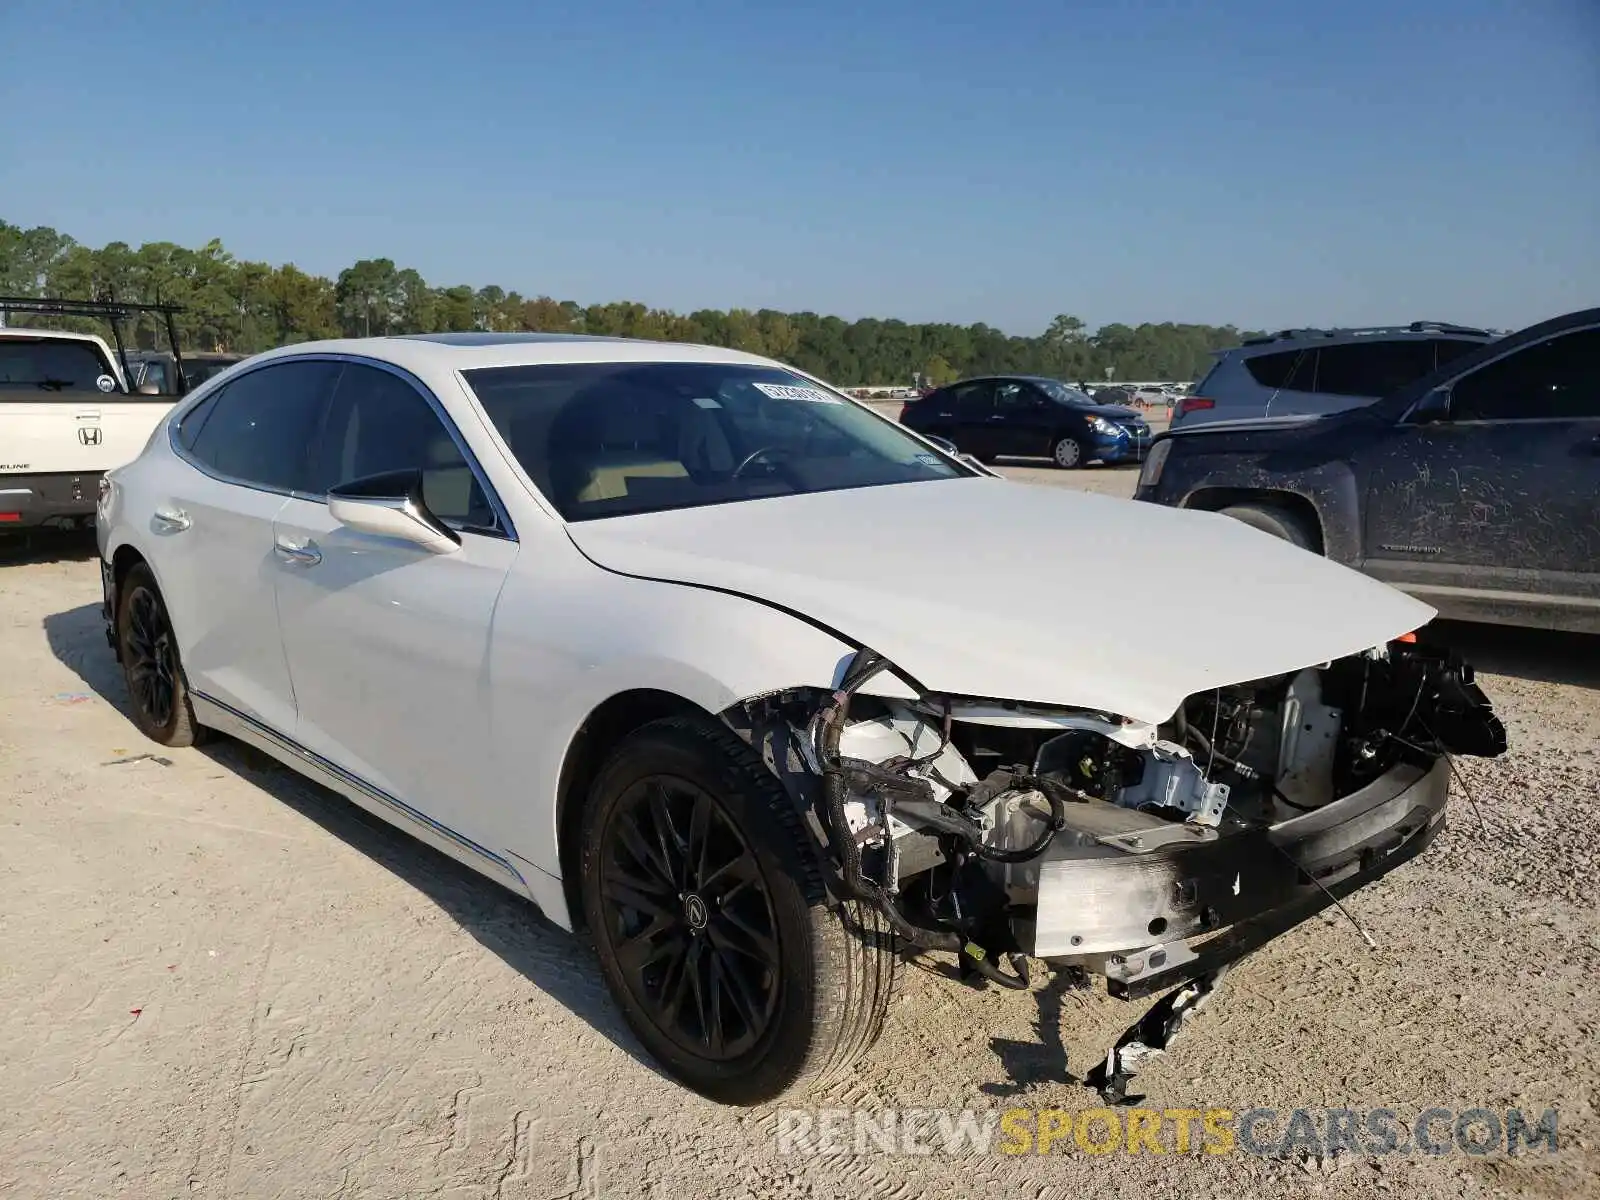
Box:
1035;379;1094;405
0;338;119;393
464;361;969;521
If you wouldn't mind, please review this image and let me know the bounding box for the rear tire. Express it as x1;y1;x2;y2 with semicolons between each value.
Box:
116;563;203;747
580;715;901;1105
1218;503;1318;552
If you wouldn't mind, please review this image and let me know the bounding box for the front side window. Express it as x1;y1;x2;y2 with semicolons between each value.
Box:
0;338;118;395
1450;328;1600;421
1035;379;1093;405
464;362;969;521
183;361;340;492
311;363;496;528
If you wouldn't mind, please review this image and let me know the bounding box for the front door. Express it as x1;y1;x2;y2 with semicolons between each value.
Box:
270;361;517;851
1362;325;1600;613
990;381;1054;457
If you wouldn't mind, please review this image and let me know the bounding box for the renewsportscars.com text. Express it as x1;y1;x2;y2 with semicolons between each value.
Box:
775;1106;1559;1158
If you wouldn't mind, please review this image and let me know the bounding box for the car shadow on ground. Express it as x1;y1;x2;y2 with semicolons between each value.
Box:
41;600;667;1084
1430;620;1600;690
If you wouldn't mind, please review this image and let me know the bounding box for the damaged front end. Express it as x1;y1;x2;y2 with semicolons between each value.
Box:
724;634;1505;1096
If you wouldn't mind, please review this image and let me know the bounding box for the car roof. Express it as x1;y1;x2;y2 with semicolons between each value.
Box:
1231;323;1496;354
243;333;783;376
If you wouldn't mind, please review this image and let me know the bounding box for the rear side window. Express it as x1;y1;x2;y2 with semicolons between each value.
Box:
311;363;496;528
1243;349;1311;390
185;361;341;492
0;338;117;394
1313;341;1436;398
949;381;994;416
1450;328;1600;421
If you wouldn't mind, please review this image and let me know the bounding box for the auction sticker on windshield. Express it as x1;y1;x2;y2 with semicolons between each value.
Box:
753;382;842;404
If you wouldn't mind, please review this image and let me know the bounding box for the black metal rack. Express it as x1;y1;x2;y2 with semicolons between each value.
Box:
0;296;188;394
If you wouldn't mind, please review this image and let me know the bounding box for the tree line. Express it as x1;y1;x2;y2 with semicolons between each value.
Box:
1;220;1263;385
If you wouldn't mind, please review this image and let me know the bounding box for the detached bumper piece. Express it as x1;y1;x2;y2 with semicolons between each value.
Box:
1033;757;1449;1000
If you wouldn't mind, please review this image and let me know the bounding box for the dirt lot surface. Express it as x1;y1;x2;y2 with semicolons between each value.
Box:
3;465;1596;1199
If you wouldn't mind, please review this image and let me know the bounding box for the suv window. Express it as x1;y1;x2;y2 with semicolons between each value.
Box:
0;338;117;395
185;361;340;492
313;362;496;528
1450;327;1600;421
1314;340;1436;398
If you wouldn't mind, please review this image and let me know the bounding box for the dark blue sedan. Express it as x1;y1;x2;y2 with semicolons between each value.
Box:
900;376;1151;468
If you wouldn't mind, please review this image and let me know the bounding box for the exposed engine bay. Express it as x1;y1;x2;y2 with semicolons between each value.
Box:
724;634;1505;1098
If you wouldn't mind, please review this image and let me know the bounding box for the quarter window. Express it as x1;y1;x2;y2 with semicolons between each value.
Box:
1450;328;1600;421
184;361;339;491
312;363;496;528
1244;349;1312;390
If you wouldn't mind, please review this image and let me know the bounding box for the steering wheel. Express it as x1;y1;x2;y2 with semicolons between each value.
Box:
731;446;785;479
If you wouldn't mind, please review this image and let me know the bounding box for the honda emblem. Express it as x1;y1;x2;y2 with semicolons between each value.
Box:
78;427;102;446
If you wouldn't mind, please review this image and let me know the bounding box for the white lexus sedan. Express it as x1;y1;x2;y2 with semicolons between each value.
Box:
97;333;1504;1104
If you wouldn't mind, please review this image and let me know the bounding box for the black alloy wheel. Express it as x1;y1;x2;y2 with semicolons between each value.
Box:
598;775;780;1061
116;563;202;746
580;716;902;1104
124;585;176;730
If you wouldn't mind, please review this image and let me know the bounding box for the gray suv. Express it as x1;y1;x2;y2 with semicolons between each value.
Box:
1172;322;1496;428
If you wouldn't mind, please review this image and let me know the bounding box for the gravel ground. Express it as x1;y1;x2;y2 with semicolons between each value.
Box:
2;468;1596;1199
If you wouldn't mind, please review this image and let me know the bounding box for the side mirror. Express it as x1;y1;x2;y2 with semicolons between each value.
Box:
137;382;163;395
1408;388;1451;425
328;469;460;554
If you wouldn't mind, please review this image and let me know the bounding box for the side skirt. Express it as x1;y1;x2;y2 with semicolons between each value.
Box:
190;689;570;923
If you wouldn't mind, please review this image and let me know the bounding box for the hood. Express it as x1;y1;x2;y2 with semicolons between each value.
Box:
566;479;1435;724
1076;403;1141;420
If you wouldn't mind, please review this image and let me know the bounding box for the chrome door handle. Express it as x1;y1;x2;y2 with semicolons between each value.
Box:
273;538;322;566
152;507;191;531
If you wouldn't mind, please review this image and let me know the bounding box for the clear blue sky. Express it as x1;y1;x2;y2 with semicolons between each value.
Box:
3;0;1596;333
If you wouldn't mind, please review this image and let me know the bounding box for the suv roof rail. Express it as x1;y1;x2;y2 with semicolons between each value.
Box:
1240;322;1492;347
0;295;189;393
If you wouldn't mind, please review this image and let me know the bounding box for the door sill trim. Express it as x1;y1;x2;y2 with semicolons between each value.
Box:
190;689;538;903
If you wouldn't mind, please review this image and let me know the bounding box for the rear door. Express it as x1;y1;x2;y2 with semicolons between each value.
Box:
937;381;997;456
270;361;517;851
1361;325;1600;620
154;359;341;733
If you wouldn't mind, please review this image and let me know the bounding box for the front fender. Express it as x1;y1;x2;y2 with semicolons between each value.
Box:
485;561;909;907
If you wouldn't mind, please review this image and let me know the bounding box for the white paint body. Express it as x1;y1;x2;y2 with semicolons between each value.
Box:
98;335;1434;929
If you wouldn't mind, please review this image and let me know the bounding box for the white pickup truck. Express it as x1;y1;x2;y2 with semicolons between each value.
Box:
1;300;196;533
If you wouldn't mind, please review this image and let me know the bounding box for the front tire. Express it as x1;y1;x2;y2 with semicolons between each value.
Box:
580;715;901;1105
1051;435;1087;469
116;563;203;747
